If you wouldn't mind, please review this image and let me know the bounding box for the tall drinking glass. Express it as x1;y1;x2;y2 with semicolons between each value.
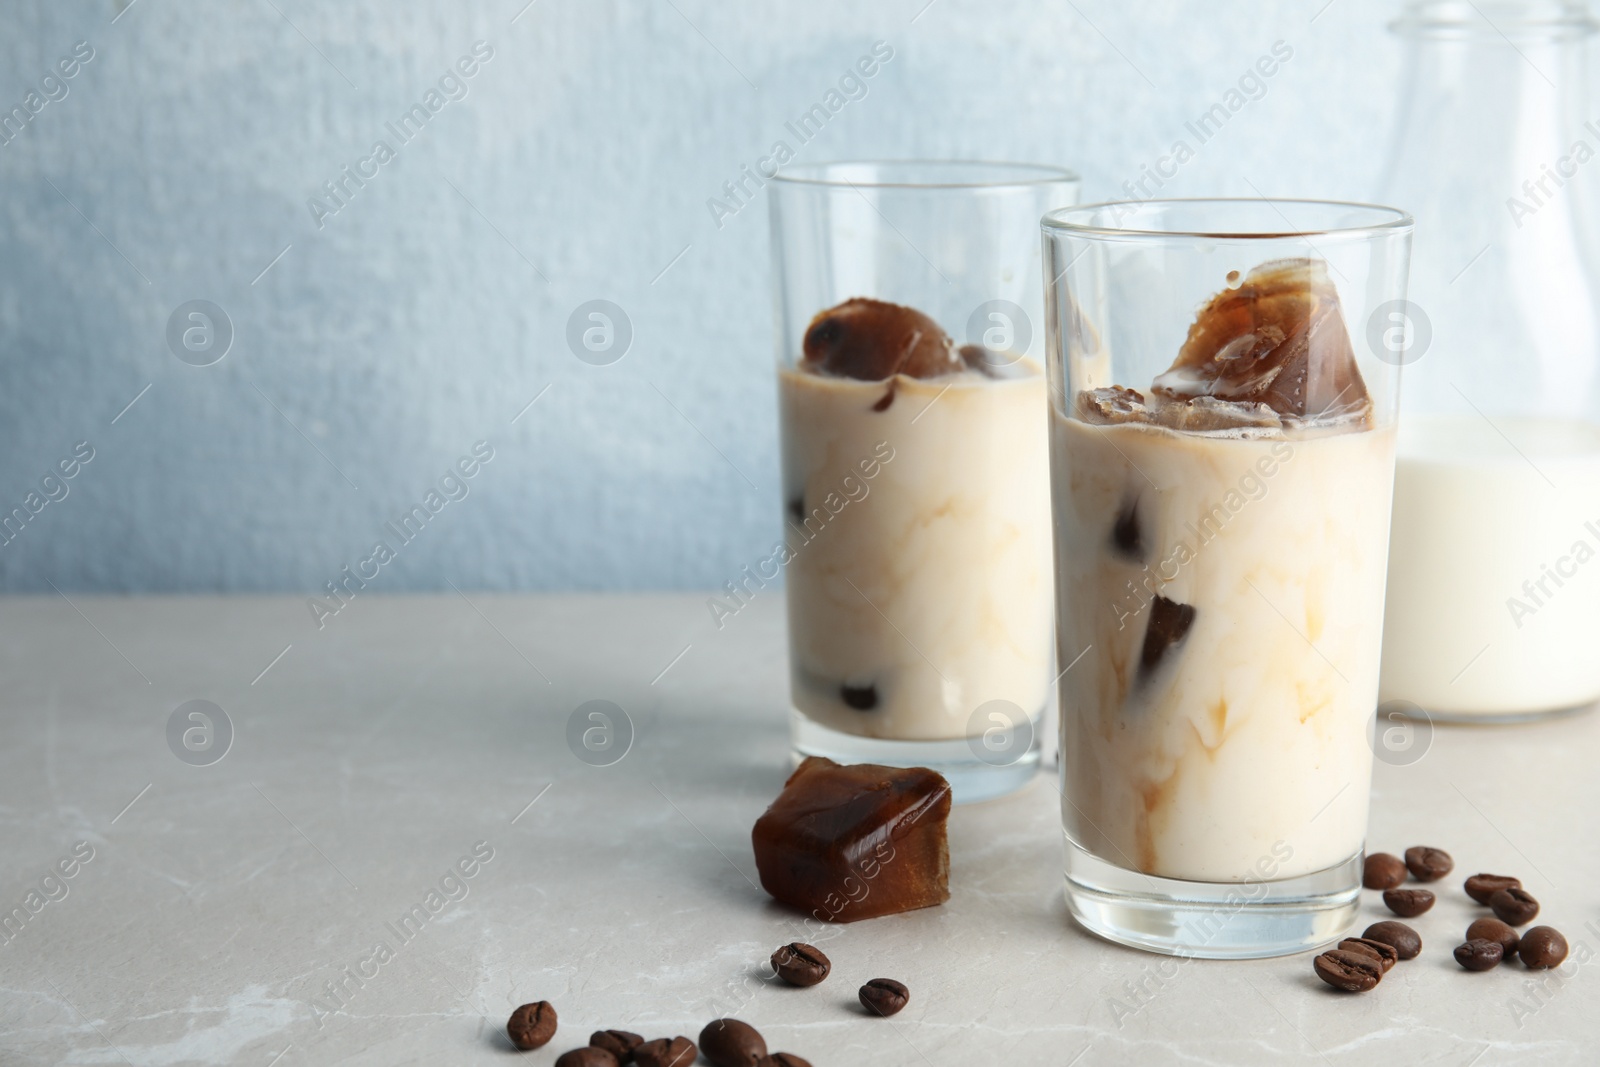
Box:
769;161;1079;803
1042;199;1413;956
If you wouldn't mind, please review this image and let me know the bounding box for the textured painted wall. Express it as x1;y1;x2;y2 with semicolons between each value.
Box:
1;0;1411;592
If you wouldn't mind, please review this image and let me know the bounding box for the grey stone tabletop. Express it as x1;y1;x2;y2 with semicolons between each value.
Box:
1;594;1596;1065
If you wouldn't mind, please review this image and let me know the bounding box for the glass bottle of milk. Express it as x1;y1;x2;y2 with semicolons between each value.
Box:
1377;0;1600;721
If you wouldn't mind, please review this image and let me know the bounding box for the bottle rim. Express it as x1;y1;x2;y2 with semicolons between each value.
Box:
1391;0;1598;39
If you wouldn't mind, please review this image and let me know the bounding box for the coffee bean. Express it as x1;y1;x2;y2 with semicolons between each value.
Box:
1519;926;1569;969
1453;939;1503;971
1403;846;1453;882
1463;873;1521;905
771;942;830;987
591;1030;644;1061
635;1037;697;1067
1382;888;1436;918
698;1018;767;1067
1489;886;1540;926
859;978;910;1017
1363;852;1408;890
756;1056;814;1067
1466;917;1519;959
1313;949;1383;992
556;1049;620;1067
1337;937;1398;973
508;1001;558;1051
1363;921;1422;960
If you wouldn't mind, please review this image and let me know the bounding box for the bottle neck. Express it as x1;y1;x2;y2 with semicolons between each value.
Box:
1380;16;1600;418
1378;27;1597;220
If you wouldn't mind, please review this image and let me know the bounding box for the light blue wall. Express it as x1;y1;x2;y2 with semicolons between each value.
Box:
2;0;1409;592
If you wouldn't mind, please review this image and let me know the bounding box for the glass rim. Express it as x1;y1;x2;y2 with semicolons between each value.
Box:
771;159;1081;190
1390;0;1598;37
1041;197;1414;240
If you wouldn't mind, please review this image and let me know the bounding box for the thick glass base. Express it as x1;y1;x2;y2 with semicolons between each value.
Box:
788;708;1040;804
1402;700;1597;726
1063;841;1361;959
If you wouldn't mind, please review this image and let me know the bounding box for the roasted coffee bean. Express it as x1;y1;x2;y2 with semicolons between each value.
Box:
1382;888;1436;918
635;1037;697;1067
698;1018;767;1067
859;978;910;1017
1363;921;1422;960
556;1049;620;1067
1404;846;1453;882
1519;926;1569;969
1466;917;1520;958
756;1056;813;1067
1463;873;1521;905
1363;852;1408;890
1453;939;1503;971
1337;937;1398;973
1489;886;1540;926
1313;949;1383;992
591;1030;644;1061
771;942;831;987
508;1001;558;1051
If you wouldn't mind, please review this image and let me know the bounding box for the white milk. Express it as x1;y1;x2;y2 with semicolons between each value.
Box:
1379;413;1600;718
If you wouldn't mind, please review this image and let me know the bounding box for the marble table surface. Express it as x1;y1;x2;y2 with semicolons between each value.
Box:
1;594;1597;1066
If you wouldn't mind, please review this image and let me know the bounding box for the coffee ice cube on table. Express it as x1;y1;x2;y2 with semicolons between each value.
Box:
751;757;951;922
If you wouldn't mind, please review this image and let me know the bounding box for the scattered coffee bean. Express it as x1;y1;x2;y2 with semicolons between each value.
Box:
635;1036;697;1067
771;942;831;987
1382;888;1436;918
699;1018;767;1067
1489;886;1540;926
1403;846;1453;882
1463;873;1521;905
859;978;910;1017
508;1001;558;1051
1363;852;1408;890
1453;939;1503;971
1337;937;1398;973
590;1030;643;1062
1314;949;1383;992
1363;921;1422;960
1466;917;1520;959
556;1049;619;1067
1518;926;1569;969
756;1056;813;1067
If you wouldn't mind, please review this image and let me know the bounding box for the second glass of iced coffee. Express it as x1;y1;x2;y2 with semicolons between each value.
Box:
769;161;1079;802
1042;199;1412;956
